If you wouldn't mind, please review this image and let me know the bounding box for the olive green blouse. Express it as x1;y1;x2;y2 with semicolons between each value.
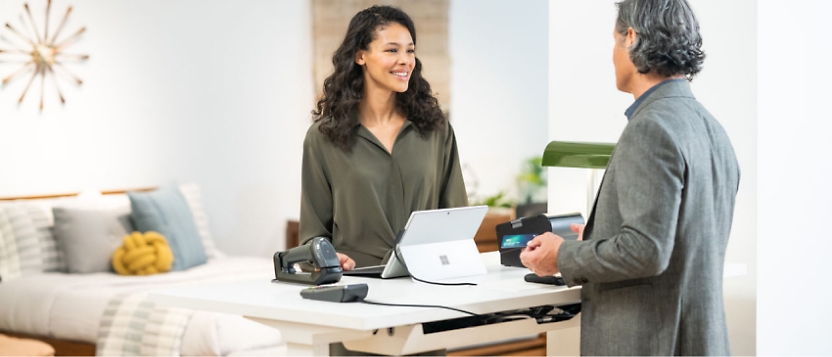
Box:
299;119;469;267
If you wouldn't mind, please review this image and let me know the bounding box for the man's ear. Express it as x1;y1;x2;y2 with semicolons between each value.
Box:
355;50;365;66
626;27;636;48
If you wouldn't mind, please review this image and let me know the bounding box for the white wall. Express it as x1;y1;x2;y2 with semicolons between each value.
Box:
547;2;630;220
0;0;549;258
450;0;549;203
548;1;757;355
0;0;314;257
757;0;832;354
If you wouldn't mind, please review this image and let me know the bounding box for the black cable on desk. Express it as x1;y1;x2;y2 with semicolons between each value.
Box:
409;275;477;286
361;300;480;317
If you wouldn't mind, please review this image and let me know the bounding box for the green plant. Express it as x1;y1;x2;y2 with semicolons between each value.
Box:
474;191;514;208
517;156;547;204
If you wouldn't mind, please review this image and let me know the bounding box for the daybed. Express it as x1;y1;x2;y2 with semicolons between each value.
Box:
0;185;285;356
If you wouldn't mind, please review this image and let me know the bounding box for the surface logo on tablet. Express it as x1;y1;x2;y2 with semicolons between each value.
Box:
439;255;450;265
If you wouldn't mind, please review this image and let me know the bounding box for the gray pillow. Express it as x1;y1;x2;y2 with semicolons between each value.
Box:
52;207;134;274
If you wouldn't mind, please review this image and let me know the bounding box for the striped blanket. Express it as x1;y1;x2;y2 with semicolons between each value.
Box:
96;292;193;356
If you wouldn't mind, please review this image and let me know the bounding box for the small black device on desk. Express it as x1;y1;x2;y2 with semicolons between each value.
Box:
301;283;368;302
273;237;342;285
524;273;565;286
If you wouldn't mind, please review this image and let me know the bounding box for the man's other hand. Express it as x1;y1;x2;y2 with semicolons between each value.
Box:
571;223;586;241
519;232;565;276
336;253;355;271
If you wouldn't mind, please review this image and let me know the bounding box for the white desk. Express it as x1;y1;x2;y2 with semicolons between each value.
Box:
150;252;582;356
150;253;747;356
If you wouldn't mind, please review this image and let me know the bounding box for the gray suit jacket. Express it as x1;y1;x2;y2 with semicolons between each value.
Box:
558;80;740;356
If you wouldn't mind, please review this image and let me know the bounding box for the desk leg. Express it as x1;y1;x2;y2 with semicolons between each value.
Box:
285;342;330;356
546;326;580;356
245;317;372;357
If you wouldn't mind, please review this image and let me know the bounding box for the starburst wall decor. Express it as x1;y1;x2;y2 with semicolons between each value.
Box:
0;0;88;111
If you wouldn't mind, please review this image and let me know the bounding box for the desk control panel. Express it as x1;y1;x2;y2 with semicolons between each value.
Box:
301;283;368;303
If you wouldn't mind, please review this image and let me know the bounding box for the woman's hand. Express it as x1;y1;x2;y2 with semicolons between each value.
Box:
336;253;356;271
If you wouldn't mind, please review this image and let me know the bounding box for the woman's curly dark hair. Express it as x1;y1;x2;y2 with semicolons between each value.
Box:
312;5;445;150
615;0;706;79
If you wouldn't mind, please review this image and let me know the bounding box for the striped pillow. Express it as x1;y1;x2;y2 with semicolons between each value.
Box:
0;202;66;281
178;184;225;260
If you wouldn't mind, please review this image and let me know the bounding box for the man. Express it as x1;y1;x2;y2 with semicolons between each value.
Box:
520;0;740;355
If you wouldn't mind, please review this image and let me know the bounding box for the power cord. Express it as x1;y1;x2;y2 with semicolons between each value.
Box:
361;300;480;317
356;239;481;320
391;230;477;286
410;274;477;286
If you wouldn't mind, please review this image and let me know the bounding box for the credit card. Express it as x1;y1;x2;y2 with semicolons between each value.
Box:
500;233;537;249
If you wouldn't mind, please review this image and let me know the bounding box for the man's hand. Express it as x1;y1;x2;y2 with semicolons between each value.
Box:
337;253;355;271
571;223;585;241
519;232;565;276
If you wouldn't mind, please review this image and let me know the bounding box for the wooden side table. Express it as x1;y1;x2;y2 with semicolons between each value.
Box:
0;334;55;356
473;209;513;253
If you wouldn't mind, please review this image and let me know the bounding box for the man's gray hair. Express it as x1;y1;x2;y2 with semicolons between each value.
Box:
615;0;705;79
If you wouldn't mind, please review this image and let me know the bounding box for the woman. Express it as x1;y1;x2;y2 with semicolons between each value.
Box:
300;5;468;271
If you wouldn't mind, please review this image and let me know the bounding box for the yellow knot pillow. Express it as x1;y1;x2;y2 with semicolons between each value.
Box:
112;231;174;275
